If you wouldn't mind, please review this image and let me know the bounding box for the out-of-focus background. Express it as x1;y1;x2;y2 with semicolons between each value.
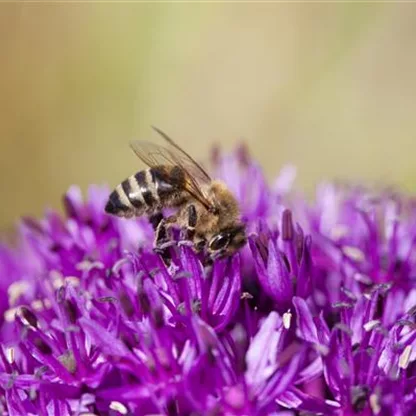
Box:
1;3;416;229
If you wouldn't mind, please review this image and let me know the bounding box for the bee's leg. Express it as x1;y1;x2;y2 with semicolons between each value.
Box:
178;204;198;247
194;237;207;253
153;216;177;266
149;213;164;231
154;215;177;251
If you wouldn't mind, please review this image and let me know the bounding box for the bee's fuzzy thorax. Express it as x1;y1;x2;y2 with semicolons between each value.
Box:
208;180;241;223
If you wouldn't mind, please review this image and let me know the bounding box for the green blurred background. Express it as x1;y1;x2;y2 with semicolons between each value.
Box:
1;3;416;230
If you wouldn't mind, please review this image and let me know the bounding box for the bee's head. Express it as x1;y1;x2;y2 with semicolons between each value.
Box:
207;223;247;259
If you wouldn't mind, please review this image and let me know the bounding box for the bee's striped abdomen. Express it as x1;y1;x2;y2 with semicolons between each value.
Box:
121;176;144;209
135;170;157;207
151;166;180;202
105;165;188;218
105;185;134;217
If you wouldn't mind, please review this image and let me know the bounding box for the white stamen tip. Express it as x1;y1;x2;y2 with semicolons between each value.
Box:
51;270;65;289
283;310;292;329
325;399;341;408
4;307;19;323
76;261;105;272
31;298;52;312
8;281;30;306
369;393;381;414
342;246;365;262
399;345;412;370
6;347;14;364
109;401;128;414
315;344;330;356
330;224;349;240
65;276;80;286
363;319;380;332
354;273;373;285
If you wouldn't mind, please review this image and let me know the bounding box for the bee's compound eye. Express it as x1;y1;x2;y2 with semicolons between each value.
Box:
209;234;230;251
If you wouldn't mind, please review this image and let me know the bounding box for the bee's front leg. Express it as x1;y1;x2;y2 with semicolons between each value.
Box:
154;215;177;251
149;213;164;231
178;204;198;248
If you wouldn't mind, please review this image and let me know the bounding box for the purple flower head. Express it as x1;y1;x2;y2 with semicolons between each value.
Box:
1;145;416;415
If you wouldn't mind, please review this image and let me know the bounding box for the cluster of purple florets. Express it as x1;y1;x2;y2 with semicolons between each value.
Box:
1;146;416;415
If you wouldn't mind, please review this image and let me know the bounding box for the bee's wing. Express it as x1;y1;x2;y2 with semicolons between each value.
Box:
151;126;212;183
129;136;213;210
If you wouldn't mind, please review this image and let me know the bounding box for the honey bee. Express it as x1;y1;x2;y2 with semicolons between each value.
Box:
105;127;247;258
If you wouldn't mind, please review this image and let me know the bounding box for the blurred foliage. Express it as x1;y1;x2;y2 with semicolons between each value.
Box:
1;3;416;229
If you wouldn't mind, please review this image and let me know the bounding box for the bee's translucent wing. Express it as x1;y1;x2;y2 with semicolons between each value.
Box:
129;140;177;168
151;126;212;184
129;137;213;210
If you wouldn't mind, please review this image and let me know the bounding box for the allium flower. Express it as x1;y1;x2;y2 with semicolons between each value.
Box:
1;146;416;415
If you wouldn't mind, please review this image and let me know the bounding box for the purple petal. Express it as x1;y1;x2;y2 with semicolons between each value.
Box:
293;297;319;345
